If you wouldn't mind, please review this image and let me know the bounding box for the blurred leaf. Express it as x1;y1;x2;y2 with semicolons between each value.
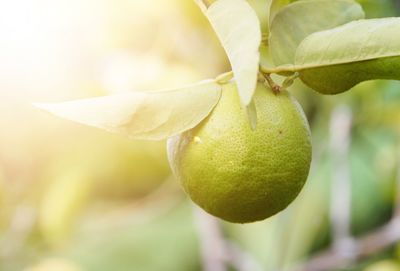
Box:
364;260;400;271
0;170;4;208
294;18;400;94
23;258;84;271
36;81;221;140
205;0;261;105
39;169;92;245
67;202;200;271
357;0;399;18
269;0;364;66
350;128;395;235
46;135;170;200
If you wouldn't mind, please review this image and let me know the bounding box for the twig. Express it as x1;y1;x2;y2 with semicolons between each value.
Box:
259;64;295;75
289;123;400;271
193;207;227;271
289;218;400;271
329;106;355;253
225;241;264;271
259;73;281;93
193;207;264;271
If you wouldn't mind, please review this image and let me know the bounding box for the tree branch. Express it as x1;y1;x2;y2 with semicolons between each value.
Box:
193;206;227;271
289;136;400;271
289;218;400;271
193;206;264;271
225;241;264;271
329;106;354;251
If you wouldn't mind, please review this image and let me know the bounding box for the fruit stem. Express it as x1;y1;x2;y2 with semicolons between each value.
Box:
261;34;269;46
259;72;281;93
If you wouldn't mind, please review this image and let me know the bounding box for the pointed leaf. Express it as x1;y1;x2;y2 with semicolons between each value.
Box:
36;81;222;140
269;0;364;66
294;18;400;94
206;0;261;105
246;99;258;130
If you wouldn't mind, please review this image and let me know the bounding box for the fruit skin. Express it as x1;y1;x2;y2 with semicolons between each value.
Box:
168;82;312;223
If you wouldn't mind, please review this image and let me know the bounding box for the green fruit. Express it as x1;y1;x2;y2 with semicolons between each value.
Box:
167;82;312;223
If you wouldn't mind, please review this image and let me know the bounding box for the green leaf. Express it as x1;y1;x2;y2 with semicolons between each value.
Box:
269;0;364;66
294;18;400;94
35;81;222;140
249;0;294;37
248;0;270;34
205;0;261;105
268;0;290;27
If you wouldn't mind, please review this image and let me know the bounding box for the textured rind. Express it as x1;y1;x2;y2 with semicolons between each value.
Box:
167;83;312;223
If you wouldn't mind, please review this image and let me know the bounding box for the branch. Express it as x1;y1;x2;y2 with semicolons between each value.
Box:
289;218;400;271
329;106;354;250
258;73;281;93
225;241;264;271
290;137;400;271
193;207;264;271
259;64;296;75
193;206;227;271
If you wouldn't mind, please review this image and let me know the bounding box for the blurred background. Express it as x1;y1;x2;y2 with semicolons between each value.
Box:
1;0;400;270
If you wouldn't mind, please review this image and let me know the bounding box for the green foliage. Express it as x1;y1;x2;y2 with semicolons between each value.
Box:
66;202;201;271
39;169;92;245
268;0;291;26
364;260;400;271
269;0;364;66
294;18;400;94
10;0;400;269
247;0;270;33
38;0;400;141
204;0;261;105
36;81;221;140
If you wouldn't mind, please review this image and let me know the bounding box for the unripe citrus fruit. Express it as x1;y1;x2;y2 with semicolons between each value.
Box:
167;82;312;223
